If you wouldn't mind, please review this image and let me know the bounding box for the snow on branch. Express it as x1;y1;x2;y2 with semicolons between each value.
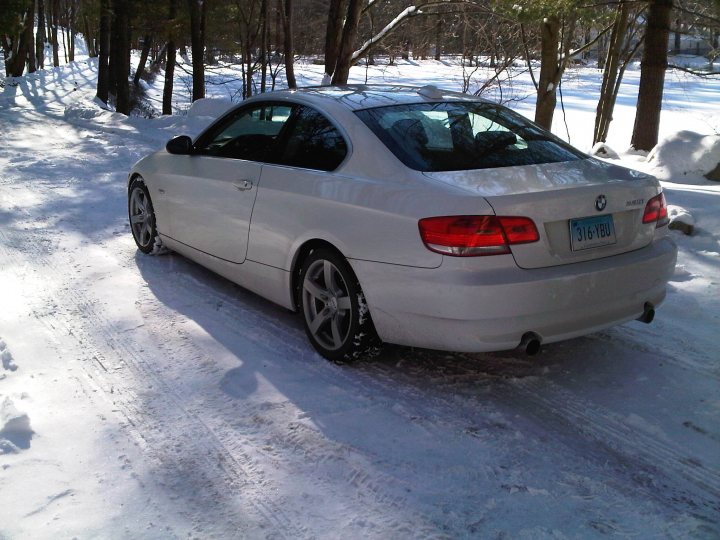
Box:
351;0;486;62
352;6;421;61
567;22;613;59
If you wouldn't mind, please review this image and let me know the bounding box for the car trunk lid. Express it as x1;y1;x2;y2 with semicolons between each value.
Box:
423;158;662;269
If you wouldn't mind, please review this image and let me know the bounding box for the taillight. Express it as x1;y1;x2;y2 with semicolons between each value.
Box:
418;215;539;257
642;192;669;227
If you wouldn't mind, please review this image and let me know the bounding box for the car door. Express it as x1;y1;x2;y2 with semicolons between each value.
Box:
163;102;294;264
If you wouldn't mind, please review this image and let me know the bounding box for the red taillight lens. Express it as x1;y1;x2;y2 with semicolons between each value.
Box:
418;215;539;257
642;193;669;227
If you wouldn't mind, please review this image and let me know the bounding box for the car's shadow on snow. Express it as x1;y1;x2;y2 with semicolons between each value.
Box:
134;249;719;536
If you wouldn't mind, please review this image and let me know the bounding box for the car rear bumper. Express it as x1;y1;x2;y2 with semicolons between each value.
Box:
350;237;677;352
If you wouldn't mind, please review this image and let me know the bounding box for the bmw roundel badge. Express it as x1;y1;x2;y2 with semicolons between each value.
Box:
595;194;607;212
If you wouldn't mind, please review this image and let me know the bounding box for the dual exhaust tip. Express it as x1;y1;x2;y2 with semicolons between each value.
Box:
518;302;656;356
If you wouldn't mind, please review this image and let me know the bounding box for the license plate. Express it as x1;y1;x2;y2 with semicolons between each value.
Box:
569;215;617;251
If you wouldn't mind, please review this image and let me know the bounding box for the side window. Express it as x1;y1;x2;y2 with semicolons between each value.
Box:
277;107;347;171
195;103;293;161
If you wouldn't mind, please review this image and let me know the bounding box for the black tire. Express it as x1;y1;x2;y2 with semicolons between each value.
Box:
128;177;165;255
298;248;381;362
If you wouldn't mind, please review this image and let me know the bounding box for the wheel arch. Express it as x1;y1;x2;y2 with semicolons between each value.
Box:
128;172;144;189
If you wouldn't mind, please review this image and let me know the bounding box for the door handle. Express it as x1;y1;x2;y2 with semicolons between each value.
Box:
233;180;253;191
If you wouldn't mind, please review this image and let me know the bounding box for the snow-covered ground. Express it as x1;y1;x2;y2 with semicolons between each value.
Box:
1;47;719;539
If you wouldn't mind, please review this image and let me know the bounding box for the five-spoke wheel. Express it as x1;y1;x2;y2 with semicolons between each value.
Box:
128;178;163;254
299;249;380;362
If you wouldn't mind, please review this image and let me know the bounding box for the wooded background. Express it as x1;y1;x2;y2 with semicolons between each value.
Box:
2;0;720;150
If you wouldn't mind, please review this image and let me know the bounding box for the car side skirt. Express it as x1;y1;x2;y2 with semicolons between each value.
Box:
160;234;295;311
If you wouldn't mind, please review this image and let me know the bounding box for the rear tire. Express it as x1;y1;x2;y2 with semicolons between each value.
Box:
298;249;381;363
128;178;165;255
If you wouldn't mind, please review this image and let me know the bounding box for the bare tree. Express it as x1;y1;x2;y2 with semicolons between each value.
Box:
163;0;179;114
96;0;110;103
36;0;47;69
280;0;296;88
631;0;673;151
188;0;207;101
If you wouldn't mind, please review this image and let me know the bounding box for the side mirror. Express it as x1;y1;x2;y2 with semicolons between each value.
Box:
166;135;193;155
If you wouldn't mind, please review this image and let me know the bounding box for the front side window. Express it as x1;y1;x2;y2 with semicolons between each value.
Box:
355;102;584;172
277;106;348;171
195;103;293;161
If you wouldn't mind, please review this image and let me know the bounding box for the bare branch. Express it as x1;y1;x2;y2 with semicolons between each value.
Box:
568;22;614;58
668;63;720;78
519;23;538;91
351;0;492;61
673;5;720;27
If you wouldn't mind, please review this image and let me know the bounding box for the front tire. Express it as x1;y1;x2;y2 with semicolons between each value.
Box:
298;249;381;363
128;178;165;254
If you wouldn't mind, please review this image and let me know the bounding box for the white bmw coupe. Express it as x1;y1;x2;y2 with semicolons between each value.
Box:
129;85;677;362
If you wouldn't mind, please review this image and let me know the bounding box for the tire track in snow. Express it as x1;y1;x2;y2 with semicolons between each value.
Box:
496;375;720;503
136;263;450;538
380;348;720;523
140;255;720;513
0;228;309;539
135;260;719;534
589;326;720;382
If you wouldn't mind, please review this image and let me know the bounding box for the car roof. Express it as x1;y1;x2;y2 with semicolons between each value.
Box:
250;84;490;111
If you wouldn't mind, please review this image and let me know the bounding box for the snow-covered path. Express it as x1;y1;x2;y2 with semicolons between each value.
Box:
1;60;719;539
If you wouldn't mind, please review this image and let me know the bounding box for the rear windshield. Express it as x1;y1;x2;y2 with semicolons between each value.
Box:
355;102;584;172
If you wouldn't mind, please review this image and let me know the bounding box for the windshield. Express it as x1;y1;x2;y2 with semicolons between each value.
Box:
355;102;585;172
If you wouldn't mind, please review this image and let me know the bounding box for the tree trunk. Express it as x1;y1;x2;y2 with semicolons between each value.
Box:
534;15;561;129
282;0;296;88
67;28;74;62
163;40;176;114
134;35;152;85
243;42;253;98
60;23;68;63
434;15;441;61
673;17;681;54
630;0;672;151
331;0;363;84
24;5;36;73
260;0;268;93
51;0;60;67
67;1;76;62
113;0;131;114
188;0;206;101
108;2;118;95
323;0;345;82
83;15;97;57
5;9;34;77
96;0;110;103
594;1;630;144
36;0;47;69
163;0;178;115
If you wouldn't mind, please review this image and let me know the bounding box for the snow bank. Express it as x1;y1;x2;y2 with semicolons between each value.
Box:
187;97;234;119
646;130;720;181
0;397;33;454
590;142;620;160
1;338;17;372
64;98;115;121
667;204;696;235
